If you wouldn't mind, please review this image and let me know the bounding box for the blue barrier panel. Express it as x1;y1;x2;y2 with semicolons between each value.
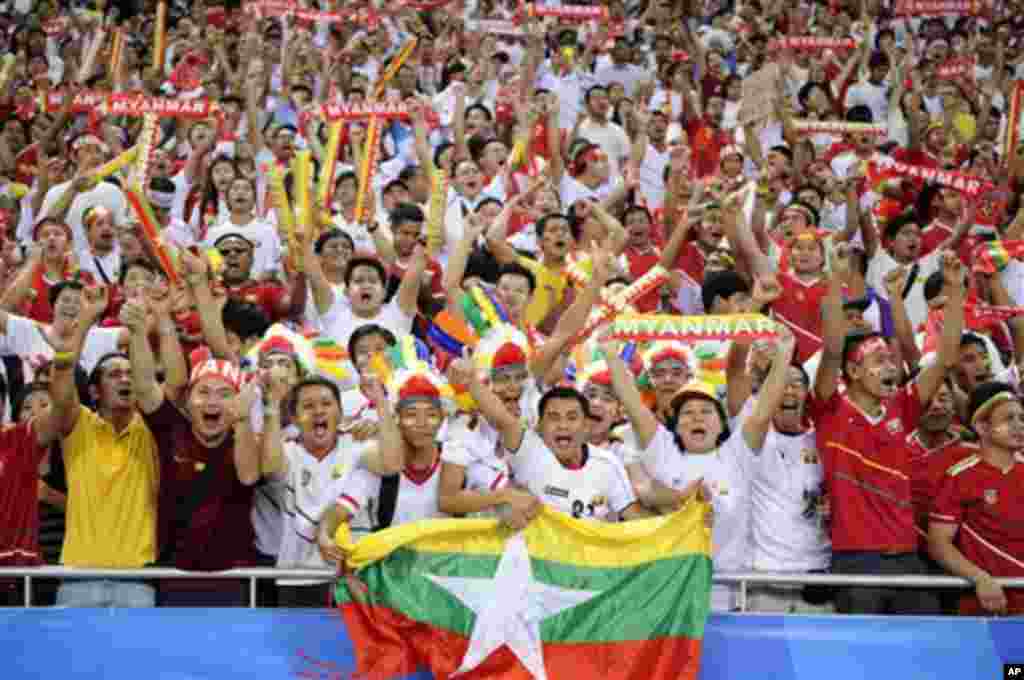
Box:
0;609;1021;679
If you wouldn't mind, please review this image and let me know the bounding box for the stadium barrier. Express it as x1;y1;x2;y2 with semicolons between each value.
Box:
1;567;1022;608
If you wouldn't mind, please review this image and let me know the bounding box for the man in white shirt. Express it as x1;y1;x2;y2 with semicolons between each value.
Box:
844;51;891;125
78;205;121;286
577;85;631;177
594;37;648;97
39;134;129;256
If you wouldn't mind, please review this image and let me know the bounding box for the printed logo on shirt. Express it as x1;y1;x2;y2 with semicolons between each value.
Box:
590;494;607;509
885;419;904;435
543;485;570;499
984;488;998;505
301;469;312;487
801;448;819;465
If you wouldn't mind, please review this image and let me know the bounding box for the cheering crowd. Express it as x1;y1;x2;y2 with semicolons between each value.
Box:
0;0;1022;617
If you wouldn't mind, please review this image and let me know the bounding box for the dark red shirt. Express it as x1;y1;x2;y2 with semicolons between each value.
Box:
906;431;976;531
810;384;922;553
686;119;732;179
0;421;47;566
144;401;254;571
931;452;1024;579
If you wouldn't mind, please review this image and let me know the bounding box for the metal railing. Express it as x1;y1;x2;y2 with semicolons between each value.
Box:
2;567;1022;611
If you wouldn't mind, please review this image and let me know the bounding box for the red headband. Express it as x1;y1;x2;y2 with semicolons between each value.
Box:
397;374;441;402
572;147;606;177
850;337;891;364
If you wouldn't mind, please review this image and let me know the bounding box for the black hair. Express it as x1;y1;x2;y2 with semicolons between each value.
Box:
87;352;130;388
465;103;493;122
794;184;825;205
335;170;358;188
475;197;503;213
883;211;921;242
840;331;886;380
584;84;609;105
701;270;750;313
344;256;387;288
48;279;84;311
118;258;160;286
497;262;537;294
538;386;592;420
923;270;945;302
845;105;874;124
433;141;454;173
290;377;343;418
622;204;652;225
314;228;355;255
222;300;270;342
383;179;409;196
960;332;989;354
784;199;821;227
398;165;422;184
666;393;731;452
536;213;572;240
390;202;426;229
768;145;794;163
605;276;632;288
967;381;1017;428
11;382;49;424
347;323;397;364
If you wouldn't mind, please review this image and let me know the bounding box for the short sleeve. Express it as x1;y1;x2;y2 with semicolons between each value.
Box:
606;457;638;514
62;405;97;456
440;438;475;467
929;472;963;526
0;314;40;357
638;424;678;486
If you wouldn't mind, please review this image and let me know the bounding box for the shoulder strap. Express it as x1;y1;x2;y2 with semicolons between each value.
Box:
376;473;401;530
901;263;919;300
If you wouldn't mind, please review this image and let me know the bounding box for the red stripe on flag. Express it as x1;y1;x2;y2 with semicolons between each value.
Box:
340;602;703;680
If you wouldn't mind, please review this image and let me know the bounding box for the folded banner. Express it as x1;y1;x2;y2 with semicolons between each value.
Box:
43;89;106;114
576;266;671;343
101;93;216;119
920;303;1024;356
469;19;524;36
520;2;610;22
792;121;887;137
1005;81;1024;164
937;56;975;80
873;158;993;198
610;313;779;343
336;504;712;680
893;0;986;15
767;37;857;51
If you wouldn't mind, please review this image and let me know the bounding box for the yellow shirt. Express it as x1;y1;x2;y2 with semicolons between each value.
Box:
61;407;159;568
518;256;569;328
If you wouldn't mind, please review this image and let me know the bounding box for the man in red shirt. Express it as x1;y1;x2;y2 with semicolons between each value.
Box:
387;203;444;304
130;319;261;606
929;382;1024;616
811;247;966;614
686;95;732;178
215;232;305;324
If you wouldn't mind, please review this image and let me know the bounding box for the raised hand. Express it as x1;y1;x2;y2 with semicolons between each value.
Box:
883;265;909;299
751;273;782;307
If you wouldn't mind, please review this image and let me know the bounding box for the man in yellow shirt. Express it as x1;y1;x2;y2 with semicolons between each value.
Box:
50;286;182;607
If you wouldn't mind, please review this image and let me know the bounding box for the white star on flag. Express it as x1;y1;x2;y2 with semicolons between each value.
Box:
425;533;602;680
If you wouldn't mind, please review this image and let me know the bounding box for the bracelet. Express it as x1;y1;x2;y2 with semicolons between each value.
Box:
52;351;74;366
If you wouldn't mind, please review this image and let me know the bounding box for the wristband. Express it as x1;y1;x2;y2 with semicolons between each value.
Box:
52;351;74;366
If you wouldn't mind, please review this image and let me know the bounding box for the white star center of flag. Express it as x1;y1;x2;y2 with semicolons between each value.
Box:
425;533;602;680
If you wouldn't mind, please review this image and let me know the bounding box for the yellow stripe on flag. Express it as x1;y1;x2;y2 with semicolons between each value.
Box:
341;502;711;570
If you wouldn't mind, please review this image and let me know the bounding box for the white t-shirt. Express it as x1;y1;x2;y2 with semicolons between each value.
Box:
275;435;374;584
844;80;889;125
320;294;414;350
441;419;510;510
508;429;636;522
594;63;648;96
79;249;121;287
577;120;631;178
0;315;121;383
737;400;830;572
865;247;942;331
638;143;670;211
328;454;449;530
559;173;620;209
639;424;754;609
39;180;129;257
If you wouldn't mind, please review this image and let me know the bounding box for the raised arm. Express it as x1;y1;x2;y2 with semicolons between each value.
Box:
603;338;660;450
120;295;166;415
51;286;110;436
451;357;524;452
917;253;965;405
395;244;427;318
358;378;405;476
815;243;850;402
742;326;796;451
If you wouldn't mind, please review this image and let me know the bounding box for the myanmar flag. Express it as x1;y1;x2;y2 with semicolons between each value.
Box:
335;503;713;680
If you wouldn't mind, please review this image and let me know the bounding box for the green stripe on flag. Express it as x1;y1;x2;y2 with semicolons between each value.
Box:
337;548;712;643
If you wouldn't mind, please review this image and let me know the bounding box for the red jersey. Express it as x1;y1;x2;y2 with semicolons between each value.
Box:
772;272;828;363
225;280;288;323
672;241;708;288
390;257;444;299
143;401;255;571
906;430;976;530
621;246;662;313
810;384;922;553
686;119;732;179
920;218;954;259
0;421;47;566
931;452;1024;579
